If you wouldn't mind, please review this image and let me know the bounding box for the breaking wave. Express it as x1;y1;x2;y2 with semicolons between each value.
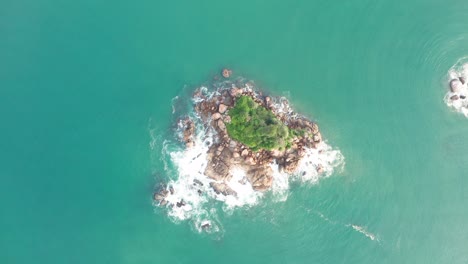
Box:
152;80;344;233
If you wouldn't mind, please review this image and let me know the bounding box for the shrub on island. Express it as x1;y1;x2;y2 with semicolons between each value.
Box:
226;96;297;151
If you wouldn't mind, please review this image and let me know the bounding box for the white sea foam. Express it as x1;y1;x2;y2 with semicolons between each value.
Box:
156;83;345;232
270;162;290;202
159;125;263;231
295;142;345;183
349;224;380;242
444;58;468;117
314;211;381;244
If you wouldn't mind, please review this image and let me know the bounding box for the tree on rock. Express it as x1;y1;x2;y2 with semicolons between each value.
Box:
226;96;294;151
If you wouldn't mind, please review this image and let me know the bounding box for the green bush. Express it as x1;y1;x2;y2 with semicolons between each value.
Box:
226;96;295;151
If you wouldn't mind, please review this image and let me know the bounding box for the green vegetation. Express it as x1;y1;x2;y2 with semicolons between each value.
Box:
226;96;296;151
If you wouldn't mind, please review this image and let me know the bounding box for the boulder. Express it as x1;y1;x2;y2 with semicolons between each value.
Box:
460;76;466;84
219;104;228;114
298;148;305;157
193;179;204;186
450;79;462;92
310;123;319;134
201;222;211;229
241;149;249;157
212;113;222;120
451;94;460;100
316;164;324;174
270;149;282;157
217;120;226;131
246;166;273;191
176;200;186;207
313;133;322;143
245;156;256;165
222;68;232;78
204;149;231;181
153;193;166;202
222;94;234;106
283;156;300;173
223;115;231;123
210;182;237;196
230;88;242;97
229;140;237;148
182;119;195;145
265;96;271;107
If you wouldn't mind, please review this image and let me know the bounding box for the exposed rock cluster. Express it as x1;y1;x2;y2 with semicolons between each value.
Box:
194;86;322;190
182;118;195;148
154;78;325;205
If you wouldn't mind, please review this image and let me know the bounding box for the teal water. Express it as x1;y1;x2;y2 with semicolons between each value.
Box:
2;0;468;263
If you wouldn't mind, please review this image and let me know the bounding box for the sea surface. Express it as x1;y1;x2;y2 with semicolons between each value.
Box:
2;0;468;263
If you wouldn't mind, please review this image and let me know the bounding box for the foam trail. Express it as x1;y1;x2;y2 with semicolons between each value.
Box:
348;224;380;242
314;211;381;243
171;96;179;114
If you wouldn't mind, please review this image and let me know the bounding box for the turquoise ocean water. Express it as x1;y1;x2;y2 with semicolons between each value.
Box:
2;0;468;263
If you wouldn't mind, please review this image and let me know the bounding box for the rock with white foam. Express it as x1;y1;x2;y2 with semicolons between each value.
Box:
450;78;462;92
459;76;466;84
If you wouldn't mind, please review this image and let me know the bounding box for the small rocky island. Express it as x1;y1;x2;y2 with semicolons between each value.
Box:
154;70;336;213
446;62;468;117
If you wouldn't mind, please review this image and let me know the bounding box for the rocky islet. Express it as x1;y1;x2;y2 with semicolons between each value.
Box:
154;72;333;208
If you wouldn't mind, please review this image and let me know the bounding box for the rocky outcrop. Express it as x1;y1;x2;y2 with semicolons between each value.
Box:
222;68;232;78
279;152;301;174
153;187;169;206
210;182;237;196
150;72;339;216
230;88;242;97
218;104;228;114
204;143;235;181
190;79;325;193
450;78;462;92
212;113;222;120
181;118;195;148
245;166;273;191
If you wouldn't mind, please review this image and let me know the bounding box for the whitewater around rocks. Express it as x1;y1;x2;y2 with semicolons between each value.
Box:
152;78;344;233
445;58;468;117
